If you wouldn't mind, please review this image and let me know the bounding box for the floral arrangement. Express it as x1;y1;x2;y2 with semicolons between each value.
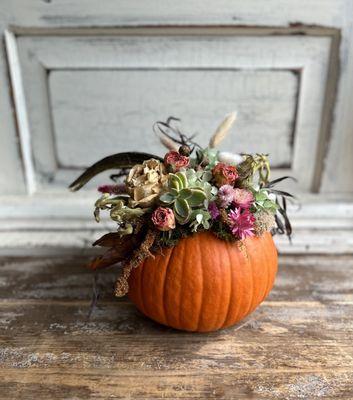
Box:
69;113;294;298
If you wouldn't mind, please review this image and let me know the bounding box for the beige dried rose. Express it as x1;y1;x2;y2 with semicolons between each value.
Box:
126;159;167;208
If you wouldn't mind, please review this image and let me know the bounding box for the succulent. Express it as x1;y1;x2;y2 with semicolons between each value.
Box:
185;169;218;200
251;189;278;214
195;147;219;169
159;171;208;223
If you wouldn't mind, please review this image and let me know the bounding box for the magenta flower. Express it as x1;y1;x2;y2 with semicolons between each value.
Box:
217;185;236;208
98;184;125;194
208;202;220;220
233;188;254;209
228;207;255;240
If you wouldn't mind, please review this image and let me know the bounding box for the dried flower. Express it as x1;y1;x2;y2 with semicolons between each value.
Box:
254;210;276;236
164;151;189;171
228;207;255;240
152;207;176;231
98;184;125;195
233;188;254;209
208;202;220;220
218;152;244;166
209;112;237;148
212;163;238;187
217;185;236;208
126;159;167;208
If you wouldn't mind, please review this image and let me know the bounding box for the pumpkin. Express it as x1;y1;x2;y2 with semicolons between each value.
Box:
128;231;277;332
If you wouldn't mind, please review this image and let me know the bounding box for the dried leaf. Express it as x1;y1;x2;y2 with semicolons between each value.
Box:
89;234;142;270
209;111;237;148
69;152;163;192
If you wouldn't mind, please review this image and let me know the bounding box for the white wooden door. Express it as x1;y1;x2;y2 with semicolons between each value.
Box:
1;1;353;254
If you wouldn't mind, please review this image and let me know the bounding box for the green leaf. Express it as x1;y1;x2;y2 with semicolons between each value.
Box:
160;192;175;204
255;191;268;201
202;170;213;182
179;188;193;200
169;174;182;191
170;188;179;196
174;198;190;219
188;189;207;206
176;172;188;189
263;199;278;211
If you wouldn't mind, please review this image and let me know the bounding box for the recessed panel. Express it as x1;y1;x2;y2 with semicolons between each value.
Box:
49;69;297;168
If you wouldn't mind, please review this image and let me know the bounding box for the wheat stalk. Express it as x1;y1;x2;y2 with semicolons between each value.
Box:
209;111;237;148
158;134;179;151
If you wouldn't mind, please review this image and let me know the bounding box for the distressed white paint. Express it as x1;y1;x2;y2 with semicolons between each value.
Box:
0;0;352;253
0;194;352;255
50;69;296;168
16;33;331;192
4;31;36;194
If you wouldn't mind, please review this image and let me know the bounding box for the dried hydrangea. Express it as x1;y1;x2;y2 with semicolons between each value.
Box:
254;210;276;236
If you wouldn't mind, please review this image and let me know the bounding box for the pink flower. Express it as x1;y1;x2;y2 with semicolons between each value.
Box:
228;207;255;240
151;207;176;231
212;163;238;187
208;202;220;220
217;185;236;208
233;188;254;209
164;151;189;171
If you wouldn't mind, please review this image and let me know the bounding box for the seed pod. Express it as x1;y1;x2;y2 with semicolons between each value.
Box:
179;145;191;156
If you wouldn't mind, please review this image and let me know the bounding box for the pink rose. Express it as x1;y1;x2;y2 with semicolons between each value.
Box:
164;151;189;171
151;207;176;231
212;163;238;187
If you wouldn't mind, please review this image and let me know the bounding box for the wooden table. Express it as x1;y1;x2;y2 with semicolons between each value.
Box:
0;255;352;399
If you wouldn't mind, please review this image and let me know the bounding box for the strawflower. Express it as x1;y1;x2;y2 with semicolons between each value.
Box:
228;207;255;240
233;188;254;209
217;185;236;208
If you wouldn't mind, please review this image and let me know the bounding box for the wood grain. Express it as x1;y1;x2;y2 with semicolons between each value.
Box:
0;255;353;398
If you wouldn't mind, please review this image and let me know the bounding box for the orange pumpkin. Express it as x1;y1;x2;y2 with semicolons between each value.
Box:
128;231;277;332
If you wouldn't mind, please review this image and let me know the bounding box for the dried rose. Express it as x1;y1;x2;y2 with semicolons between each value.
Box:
151;207;176;231
212;163;238;187
164;151;189;171
126;159;167;208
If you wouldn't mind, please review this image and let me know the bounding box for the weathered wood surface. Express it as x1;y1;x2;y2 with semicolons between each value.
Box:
0;255;353;399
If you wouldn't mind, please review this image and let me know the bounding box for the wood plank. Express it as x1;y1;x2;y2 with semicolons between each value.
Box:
1;255;353;301
1;301;353;370
0;255;352;398
0;368;353;399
